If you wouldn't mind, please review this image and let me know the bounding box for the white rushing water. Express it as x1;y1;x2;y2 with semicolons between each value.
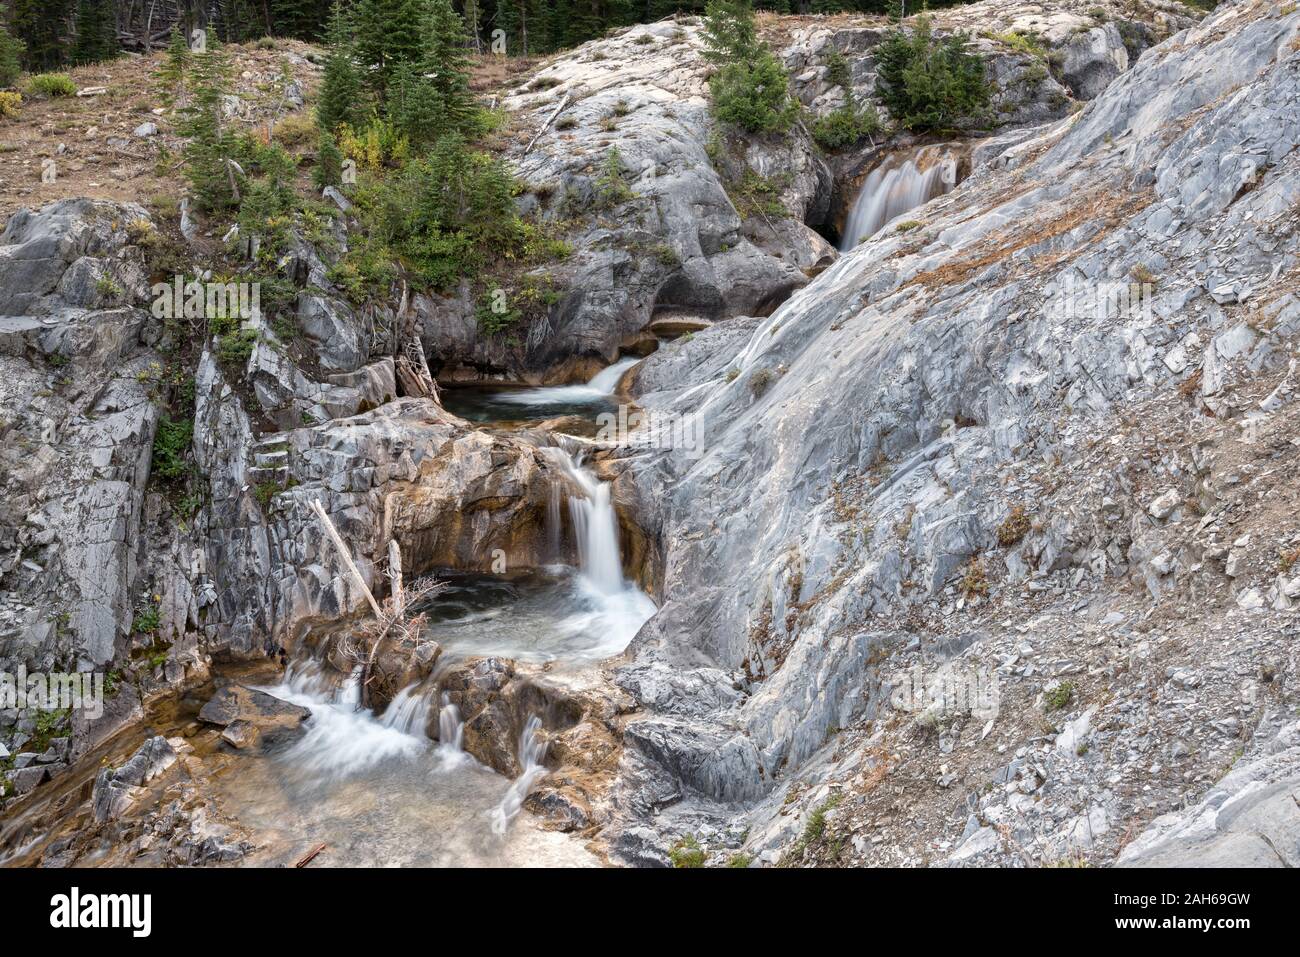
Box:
490;715;550;836
839;145;958;252
493;355;640;407
549;445;658;654
260;664;425;780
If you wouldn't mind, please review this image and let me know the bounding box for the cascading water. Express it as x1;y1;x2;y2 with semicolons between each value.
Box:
546;443;657;654
490;715;549;836
438;692;465;753
839;146;959;252
262;663;424;780
494;355;640;408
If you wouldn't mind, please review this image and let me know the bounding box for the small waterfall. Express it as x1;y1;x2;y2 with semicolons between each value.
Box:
380;684;433;737
839;146;958;251
438;692;464;752
259;664;425;780
566;463;624;596
495;355;640;408
490;715;549;836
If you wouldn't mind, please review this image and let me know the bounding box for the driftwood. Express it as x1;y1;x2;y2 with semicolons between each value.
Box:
309;502;443;706
294;843;326;868
524;94;571;156
309;499;382;618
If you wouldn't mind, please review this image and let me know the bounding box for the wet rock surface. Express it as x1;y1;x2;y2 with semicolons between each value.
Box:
600;1;1300;866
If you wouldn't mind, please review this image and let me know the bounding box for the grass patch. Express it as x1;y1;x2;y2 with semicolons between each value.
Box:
1044;681;1075;712
669;834;707;868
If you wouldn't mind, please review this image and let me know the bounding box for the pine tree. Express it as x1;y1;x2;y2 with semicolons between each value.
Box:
314;130;345;188
11;0;72;71
354;0;432;96
424;0;477;133
178;41;239;211
316;2;367;133
0;26;25;87
701;0;760;64
270;0;330;39
70;0;119;66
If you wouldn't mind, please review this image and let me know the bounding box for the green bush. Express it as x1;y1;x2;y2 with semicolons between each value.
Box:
875;15;989;132
27;72;77;97
812;49;882;151
374;136;523;291
702;0;797;135
710;51;798;134
812;102;881;150
151;415;193;481
669;835;707;868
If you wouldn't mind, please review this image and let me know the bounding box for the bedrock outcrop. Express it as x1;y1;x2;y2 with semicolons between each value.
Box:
604;0;1300;866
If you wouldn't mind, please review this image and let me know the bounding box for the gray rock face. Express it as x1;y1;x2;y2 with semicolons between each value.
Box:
92;735;176;822
191;370;572;655
779;0;1195;129
423;21;831;379
297;294;366;373
0;200;157;669
1120;718;1300;867
602;1;1300;858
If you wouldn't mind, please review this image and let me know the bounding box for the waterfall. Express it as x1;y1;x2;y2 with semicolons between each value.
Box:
438;692;464;752
839;146;958;252
490;715;549;836
380;684;432;737
258;665;425;780
495;355;640;407
566;463;625;596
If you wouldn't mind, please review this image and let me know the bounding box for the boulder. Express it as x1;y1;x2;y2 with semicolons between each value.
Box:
198;684;311;745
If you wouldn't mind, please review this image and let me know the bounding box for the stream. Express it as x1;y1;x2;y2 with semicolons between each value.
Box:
0;353;651;868
215;359;654;864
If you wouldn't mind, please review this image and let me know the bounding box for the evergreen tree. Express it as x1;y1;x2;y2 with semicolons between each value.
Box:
11;0;72;71
178;41;239;211
314;130;345;188
270;0;330;39
701;0;795;134
0;25;25;87
423;0;478;133
70;0;118;66
385;0;481;146
701;0;759;63
316;2;367;133
874;14;988;131
354;0;432;96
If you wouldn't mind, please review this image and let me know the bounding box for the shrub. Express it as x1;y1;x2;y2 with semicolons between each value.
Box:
812;102;881;150
314;130;344;189
1044;681;1075;712
812;50;881;151
151;415;193;482
594;148;635;209
875;15;989;132
27;73;77;97
0;91;20;119
273;111;317;148
702;0;797;134
960;557;989;598
669;835;707;868
996;505;1031;546
378;135;524;290
710;51;798;134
